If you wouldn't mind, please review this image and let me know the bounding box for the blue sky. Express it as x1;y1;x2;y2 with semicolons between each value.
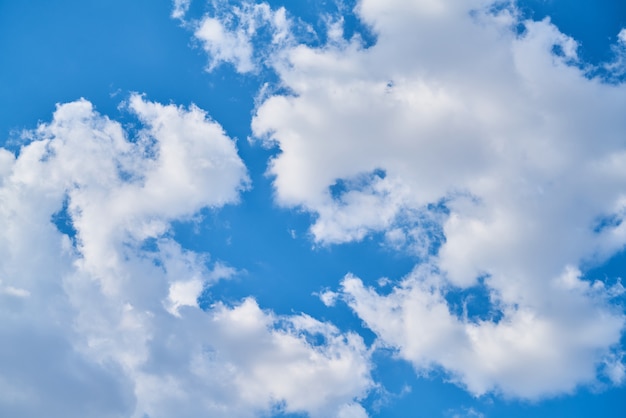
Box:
1;0;626;417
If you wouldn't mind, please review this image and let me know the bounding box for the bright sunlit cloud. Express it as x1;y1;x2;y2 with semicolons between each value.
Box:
1;0;625;417
0;96;371;417
194;0;626;399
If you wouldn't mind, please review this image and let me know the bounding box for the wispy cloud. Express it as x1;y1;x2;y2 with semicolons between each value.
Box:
192;2;292;73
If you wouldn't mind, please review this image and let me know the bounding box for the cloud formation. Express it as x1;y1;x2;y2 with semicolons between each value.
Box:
193;2;291;73
4;0;626;416
188;0;626;399
0;95;372;417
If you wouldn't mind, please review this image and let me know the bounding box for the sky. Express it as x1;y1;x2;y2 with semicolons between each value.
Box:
0;0;626;417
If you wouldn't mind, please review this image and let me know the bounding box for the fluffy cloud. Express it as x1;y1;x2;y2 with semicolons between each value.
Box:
0;96;372;417
193;2;291;73
193;0;626;398
340;266;624;398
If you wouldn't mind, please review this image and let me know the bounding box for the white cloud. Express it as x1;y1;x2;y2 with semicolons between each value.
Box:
171;0;190;19
193;2;292;73
604;27;626;78
447;407;485;418
0;96;372;417
319;289;339;307
165;278;204;316
340;266;624;399
336;402;370;418
245;0;626;399
195;16;256;73
132;298;372;418
604;351;626;385
208;260;239;281
0;280;30;298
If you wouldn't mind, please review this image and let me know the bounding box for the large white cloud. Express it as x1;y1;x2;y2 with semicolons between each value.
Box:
186;0;626;399
0;95;372;417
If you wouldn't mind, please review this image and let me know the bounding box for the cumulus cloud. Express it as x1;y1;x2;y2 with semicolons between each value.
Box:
193;1;291;73
0;96;372;417
340;266;624;398
200;0;626;399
